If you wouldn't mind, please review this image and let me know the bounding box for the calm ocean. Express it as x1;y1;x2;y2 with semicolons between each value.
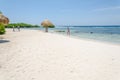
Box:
38;26;120;44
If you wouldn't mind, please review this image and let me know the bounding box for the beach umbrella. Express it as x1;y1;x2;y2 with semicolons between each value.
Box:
0;12;9;25
41;19;55;32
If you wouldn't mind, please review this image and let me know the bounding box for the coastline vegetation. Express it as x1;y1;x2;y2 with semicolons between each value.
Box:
0;23;6;34
5;23;40;28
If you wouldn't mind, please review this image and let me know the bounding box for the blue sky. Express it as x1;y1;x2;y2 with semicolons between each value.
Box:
1;0;120;25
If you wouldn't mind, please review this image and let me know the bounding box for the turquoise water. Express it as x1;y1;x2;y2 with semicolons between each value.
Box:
38;26;120;44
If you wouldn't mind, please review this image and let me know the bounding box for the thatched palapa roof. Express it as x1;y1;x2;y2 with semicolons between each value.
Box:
0;13;9;25
41;19;55;28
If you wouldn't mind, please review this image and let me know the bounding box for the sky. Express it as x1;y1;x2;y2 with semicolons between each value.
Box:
0;0;120;25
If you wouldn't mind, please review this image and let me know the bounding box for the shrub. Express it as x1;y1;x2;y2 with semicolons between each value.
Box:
5;23;40;28
0;23;6;34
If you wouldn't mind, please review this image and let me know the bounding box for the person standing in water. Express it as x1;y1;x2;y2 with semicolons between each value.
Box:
67;27;70;36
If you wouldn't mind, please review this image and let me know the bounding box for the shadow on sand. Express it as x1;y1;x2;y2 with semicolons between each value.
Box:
0;40;10;43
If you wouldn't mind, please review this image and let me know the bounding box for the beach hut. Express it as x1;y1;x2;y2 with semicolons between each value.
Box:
41;19;55;32
0;12;9;25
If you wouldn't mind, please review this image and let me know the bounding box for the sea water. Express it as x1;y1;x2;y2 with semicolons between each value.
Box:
39;26;120;44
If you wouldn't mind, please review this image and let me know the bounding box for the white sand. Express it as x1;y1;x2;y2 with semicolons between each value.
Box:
0;29;120;80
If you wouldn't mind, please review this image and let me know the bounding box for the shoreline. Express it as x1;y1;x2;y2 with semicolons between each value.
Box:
47;27;120;44
0;28;120;80
7;28;120;46
42;28;120;46
25;27;120;45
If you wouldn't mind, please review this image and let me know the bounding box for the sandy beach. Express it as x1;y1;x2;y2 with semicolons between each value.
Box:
0;29;120;80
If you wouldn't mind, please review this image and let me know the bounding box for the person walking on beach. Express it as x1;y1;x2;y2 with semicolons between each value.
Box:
13;26;15;32
67;27;70;36
17;26;20;32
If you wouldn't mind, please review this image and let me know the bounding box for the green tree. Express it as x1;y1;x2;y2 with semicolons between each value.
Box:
0;23;6;34
5;23;40;28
